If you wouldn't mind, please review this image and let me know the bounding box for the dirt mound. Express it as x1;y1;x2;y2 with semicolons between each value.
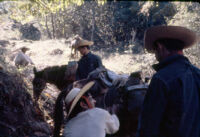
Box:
0;70;51;137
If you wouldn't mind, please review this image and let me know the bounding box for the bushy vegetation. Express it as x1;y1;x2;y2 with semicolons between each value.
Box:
0;0;199;65
3;1;179;49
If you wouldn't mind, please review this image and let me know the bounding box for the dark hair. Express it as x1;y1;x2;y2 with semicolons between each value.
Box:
85;46;90;50
154;38;185;52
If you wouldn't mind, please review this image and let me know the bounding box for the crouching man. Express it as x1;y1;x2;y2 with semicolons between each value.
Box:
14;47;34;68
59;82;119;137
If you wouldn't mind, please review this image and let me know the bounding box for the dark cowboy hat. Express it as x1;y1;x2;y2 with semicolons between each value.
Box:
144;26;197;53
20;46;30;53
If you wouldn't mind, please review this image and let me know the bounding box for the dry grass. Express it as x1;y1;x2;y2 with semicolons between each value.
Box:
6;39;156;76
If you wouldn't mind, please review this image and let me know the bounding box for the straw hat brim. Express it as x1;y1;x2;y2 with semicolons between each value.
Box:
74;39;94;49
65;88;81;104
67;81;95;117
144;26;197;53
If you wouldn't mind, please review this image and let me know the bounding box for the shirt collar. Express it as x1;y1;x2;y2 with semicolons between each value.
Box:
152;54;190;71
83;52;91;58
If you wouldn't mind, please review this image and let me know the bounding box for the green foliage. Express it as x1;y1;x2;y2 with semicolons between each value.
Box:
7;0;90;23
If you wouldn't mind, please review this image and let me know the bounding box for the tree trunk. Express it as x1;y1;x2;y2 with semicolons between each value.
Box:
51;13;55;39
63;0;67;38
45;15;52;39
91;4;95;41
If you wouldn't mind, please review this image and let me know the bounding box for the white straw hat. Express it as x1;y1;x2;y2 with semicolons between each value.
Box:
66;81;95;117
72;35;94;49
65;88;81;104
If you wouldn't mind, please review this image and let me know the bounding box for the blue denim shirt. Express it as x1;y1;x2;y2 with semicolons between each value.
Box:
76;52;102;80
137;54;200;137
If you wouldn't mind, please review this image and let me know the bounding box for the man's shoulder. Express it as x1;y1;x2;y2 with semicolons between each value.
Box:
152;64;180;85
88;107;109;114
15;51;24;57
191;65;200;73
82;108;110;118
88;53;101;62
72;108;110;122
155;62;200;84
89;52;100;58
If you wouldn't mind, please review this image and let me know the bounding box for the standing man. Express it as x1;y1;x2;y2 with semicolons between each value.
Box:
73;36;103;80
137;26;200;137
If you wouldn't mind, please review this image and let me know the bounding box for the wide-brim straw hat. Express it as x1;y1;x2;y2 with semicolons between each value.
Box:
144;26;197;53
67;81;95;117
72;35;94;49
65;88;81;104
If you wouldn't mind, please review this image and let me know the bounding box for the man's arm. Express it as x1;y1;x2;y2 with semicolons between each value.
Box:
75;64;80;80
96;55;103;67
105;112;120;134
137;76;168;137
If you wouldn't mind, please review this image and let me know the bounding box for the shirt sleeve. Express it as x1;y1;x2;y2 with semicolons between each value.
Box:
137;76;168;137
105;113;120;134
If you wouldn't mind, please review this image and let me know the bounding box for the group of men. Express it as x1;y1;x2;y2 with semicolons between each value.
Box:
60;25;200;137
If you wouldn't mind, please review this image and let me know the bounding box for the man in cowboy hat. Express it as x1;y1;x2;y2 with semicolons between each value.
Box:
72;35;103;80
56;82;119;137
137;26;200;137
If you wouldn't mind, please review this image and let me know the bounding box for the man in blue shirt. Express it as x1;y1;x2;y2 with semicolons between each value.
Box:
137;26;200;137
73;36;102;80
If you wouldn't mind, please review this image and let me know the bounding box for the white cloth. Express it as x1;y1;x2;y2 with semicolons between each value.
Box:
63;108;119;137
14;51;34;67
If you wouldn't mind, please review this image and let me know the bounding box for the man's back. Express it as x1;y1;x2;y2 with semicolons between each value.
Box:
76;52;102;80
63;108;119;137
138;55;200;137
14;51;33;68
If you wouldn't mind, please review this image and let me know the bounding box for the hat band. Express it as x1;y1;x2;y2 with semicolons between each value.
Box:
81;96;93;109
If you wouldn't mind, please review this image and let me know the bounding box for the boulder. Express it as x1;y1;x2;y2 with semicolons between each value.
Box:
0;70;51;137
20;24;41;41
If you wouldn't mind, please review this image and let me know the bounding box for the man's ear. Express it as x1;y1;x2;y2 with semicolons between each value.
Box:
80;101;88;109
